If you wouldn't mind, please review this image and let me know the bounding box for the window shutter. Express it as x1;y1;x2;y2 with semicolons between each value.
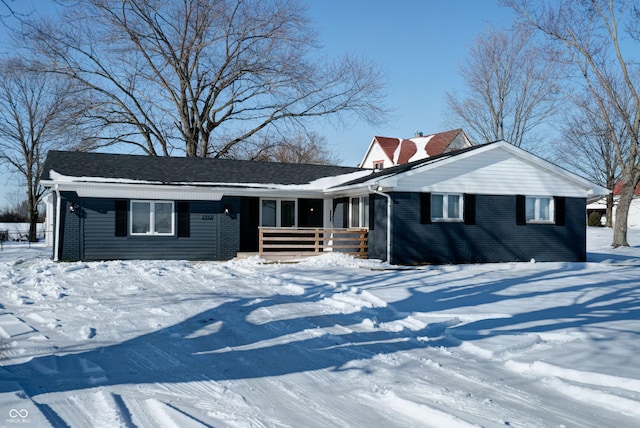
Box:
115;200;128;237
420;193;432;224
177;201;190;237
516;195;526;225
555;196;566;226
464;194;476;225
368;194;375;230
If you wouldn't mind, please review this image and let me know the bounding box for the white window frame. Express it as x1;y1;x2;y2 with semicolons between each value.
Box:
130;200;175;236
526;196;555;223
431;193;464;222
260;198;298;228
349;196;370;228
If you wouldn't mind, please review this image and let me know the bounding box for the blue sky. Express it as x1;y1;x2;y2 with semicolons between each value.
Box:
0;0;515;209
307;0;516;166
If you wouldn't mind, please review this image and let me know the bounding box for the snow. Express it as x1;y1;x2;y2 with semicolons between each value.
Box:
0;228;639;427
48;168;373;191
0;223;46;242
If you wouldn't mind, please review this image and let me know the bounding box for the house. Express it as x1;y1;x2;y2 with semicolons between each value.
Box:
587;181;640;226
41;141;607;264
359;128;472;169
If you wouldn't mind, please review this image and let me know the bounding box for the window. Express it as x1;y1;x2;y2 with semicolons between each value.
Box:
130;201;174;235
431;193;463;221
526;196;554;223
261;200;277;227
349;196;369;228
373;160;384;170
261;199;297;227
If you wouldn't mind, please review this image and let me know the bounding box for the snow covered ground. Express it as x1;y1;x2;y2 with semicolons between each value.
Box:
0;227;639;427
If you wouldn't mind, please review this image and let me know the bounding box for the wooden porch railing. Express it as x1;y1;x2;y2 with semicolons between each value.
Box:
259;227;368;258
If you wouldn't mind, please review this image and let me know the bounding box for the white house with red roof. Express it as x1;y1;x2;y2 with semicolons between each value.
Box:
588;181;640;226
358;128;472;169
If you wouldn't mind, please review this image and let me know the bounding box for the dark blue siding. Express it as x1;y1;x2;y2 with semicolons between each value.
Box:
59;192;82;261
58;195;241;261
389;193;586;264
367;194;388;260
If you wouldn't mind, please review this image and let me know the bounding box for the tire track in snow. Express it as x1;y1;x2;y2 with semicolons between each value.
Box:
506;359;640;418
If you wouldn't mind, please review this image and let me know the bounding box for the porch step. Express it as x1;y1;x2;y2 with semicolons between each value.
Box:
235;251;367;262
234;252;309;262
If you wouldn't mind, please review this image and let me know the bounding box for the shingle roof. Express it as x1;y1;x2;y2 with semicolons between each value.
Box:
41;150;364;186
370;128;467;166
424;128;465;156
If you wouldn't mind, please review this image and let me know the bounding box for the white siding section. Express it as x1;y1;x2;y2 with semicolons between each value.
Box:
360;142;393;169
70;184;223;201
393;148;593;197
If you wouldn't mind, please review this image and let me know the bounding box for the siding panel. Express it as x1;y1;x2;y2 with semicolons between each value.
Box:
80;197;240;261
395;150;589;197
390;193;585;264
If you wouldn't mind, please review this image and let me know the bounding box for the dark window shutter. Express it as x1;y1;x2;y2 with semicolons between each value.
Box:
420;193;432;224
177;201;190;237
342;197;349;228
115;200;128;237
368;194;375;230
516;195;526;225
555;196;566;226
464;194;476;225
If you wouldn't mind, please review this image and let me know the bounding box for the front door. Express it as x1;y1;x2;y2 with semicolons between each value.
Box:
298;198;324;227
240;197;259;252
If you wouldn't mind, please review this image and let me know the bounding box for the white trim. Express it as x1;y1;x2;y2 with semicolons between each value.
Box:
431;193;464;222
260;198;297;228
349;196;370;228
526;195;555;224
54;185;61;261
130;200;175;236
40;180;223;201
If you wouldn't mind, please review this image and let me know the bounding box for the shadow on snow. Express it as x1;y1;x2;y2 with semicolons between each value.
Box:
2;259;639;409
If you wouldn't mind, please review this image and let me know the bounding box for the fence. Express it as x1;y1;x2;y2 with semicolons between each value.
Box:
259;227;368;258
0;223;46;242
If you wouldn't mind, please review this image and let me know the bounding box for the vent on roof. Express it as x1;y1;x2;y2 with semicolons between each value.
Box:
415;131;424;137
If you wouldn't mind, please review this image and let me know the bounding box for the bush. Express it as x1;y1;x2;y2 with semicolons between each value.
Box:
588;211;603;227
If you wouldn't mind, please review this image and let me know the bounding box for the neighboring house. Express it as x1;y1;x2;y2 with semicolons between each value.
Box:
41;141;607;264
359;128;472;169
587;181;640;226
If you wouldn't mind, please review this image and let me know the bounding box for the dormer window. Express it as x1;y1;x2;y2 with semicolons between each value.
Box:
373;160;384;170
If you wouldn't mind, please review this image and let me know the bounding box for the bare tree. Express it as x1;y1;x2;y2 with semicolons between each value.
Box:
506;0;640;247
557;91;628;227
23;0;386;158
445;24;560;150
241;132;341;165
0;57;86;241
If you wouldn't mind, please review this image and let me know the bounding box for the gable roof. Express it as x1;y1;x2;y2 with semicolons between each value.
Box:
424;128;468;156
41;150;364;187
333;140;609;198
343;142;485;188
359;128;471;168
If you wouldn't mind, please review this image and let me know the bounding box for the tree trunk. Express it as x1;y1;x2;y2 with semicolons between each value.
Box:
28;214;38;242
612;182;634;247
605;192;613;227
27;191;39;242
